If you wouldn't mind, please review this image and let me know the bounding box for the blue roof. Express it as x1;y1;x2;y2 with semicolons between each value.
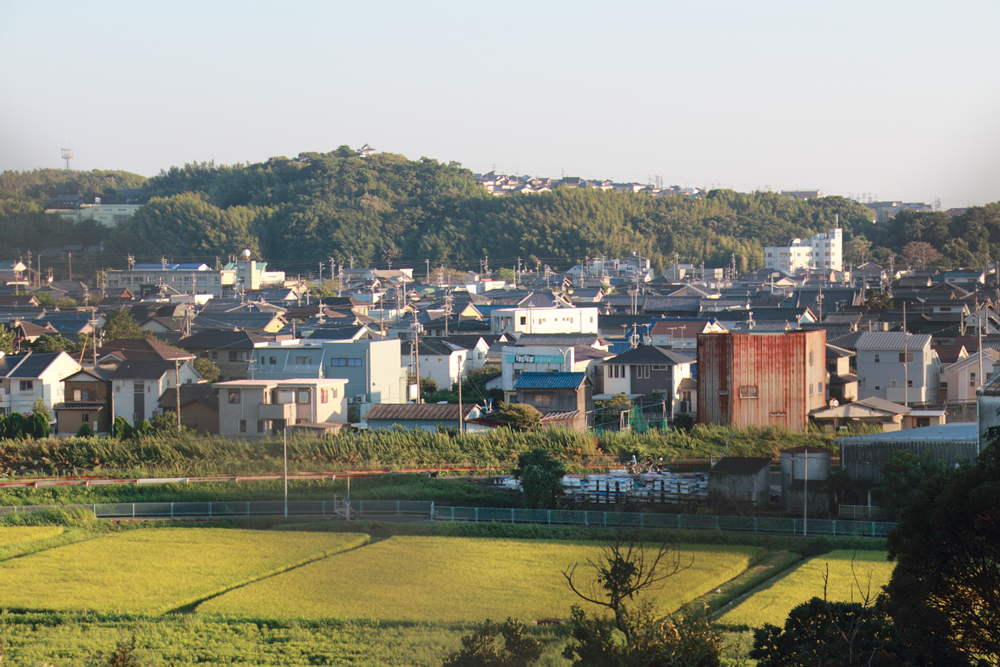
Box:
514;371;587;390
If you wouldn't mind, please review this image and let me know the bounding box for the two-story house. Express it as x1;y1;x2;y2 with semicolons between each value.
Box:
176;330;269;381
214;378;349;438
0;351;82;417
513;371;593;431
855;331;940;406
53;365;114;435
939;349;1000;404
401;339;467;391
600;346;696;416
250;338;407;417
110;360;202;425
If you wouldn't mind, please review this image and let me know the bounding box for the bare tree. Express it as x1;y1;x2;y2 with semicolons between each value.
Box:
563;523;692;645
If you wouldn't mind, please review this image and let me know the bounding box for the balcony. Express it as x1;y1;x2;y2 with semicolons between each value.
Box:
258;403;296;420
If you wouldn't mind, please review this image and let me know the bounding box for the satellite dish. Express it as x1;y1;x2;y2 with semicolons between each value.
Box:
242;249;251;259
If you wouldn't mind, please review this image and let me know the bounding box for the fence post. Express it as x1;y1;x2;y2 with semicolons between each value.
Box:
715;515;718;530
584;511;589;526
132;503;135;518
247;501;250;516
833;520;836;537
430;501;434;519
93;504;97;517
511;508;515;524
451;506;455;521
397;500;400;514
640;513;644;528
209;502;213;518
475;507;479;522
754;517;757;533
548;510;551;525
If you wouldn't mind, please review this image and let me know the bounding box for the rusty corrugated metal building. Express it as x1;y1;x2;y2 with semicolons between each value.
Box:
697;330;827;432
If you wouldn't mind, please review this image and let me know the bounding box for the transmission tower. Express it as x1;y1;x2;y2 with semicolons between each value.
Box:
61;147;73;169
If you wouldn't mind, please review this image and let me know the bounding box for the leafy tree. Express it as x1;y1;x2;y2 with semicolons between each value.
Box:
595;394;631;428
193;357;220;383
872;450;949;521
864;289;893;310
884;444;1000;664
495;268;516;284
0;326;15;355
418;377;437;395
498;403;542;432
442;617;542;667
514;448;566;510
750;596;926;666
35;333;84;355
101;310;149;341
76;422;95;438
28;410;50;439
671;413;695;432
31;397;51;421
844;235;872;266
150;411;182;434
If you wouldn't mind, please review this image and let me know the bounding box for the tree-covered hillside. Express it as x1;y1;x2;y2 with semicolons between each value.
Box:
2;150;998;275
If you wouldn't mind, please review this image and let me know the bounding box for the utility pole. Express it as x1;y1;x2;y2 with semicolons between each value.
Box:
26;250;31;288
458;367;463;436
425;259;430;285
67;252;72;281
318;262;324;284
174;359;182;433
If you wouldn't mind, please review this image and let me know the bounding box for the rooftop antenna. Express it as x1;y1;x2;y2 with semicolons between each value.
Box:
61;147;73;169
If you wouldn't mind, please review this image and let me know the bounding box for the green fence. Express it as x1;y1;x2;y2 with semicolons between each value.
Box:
432;506;895;538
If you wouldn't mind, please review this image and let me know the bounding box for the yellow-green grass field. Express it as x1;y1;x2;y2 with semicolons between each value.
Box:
0;528;368;615
720;550;894;628
0;525;63;548
199;536;762;623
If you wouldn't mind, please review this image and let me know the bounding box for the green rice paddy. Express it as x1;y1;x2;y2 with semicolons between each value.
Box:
199;536;762;622
719;549;895;628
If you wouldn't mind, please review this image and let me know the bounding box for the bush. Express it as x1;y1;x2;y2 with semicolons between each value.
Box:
76;422;95;438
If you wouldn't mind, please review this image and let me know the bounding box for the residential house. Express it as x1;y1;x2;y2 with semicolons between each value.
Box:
250;338;407;417
939;349;1000;404
214;378;348;439
810;396;945;432
489;306;598;335
97;339;194;363
402;339;467;391
647;320;726;352
697;330;828;432
363;403;490;432
53;365;113;436
513;371;592;431
175;330;269;381
855;331;940;405
110;360;202;425
599;346;696;416
0;351;82;417
157;383;220;436
826;344;858;402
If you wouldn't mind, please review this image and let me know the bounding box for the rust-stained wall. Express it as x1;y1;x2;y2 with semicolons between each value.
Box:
697;330;826;432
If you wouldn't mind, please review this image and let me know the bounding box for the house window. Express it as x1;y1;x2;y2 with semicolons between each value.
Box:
295;356;312;366
875;385;881;391
134;381;143;393
257;420;264;433
229;351;247;362
891;380;897;387
532;393;552;407
819;381;824;393
330;358;363;367
82;414;90;423
899;352;914;363
211;352;218;360
874;354;880;363
228;390;241;404
809;384;814;395
297;390;310;404
908;380;913;388
19;381;33;392
970;373;977;387
519;317;527;326
321;389;329;404
739;385;758;399
270;356;277;365
239;419;247;433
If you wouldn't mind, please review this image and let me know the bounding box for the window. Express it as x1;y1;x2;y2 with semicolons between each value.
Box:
809;352;814;365
239;419;247;433
228;390;241;404
82;414;90;423
532;393;552;407
19;381;33;392
899;352;914;363
229;351;247;362
330;358;363;367
971;373;977;387
739;385;758;399
809;383;814;395
321;389;329;404
257;420;264;433
519;316;527;326
891;380;897;387
908;380;913;388
874;354;880;363
134;381;144;394
875;385;881;391
297;390;310;404
295;356;312;366
270;356;277;365
211;352;218;360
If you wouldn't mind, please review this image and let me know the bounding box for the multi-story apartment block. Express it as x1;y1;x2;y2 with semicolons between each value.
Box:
106;260;285;299
764;228;843;274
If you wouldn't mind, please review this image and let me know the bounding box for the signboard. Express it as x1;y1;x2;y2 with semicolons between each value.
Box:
504;354;566;364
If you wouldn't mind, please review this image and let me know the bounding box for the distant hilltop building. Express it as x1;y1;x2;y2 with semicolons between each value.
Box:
358;144;376;158
44;193;142;227
781;190;822;200
764;227;843;274
473;171;706;198
864;201;933;222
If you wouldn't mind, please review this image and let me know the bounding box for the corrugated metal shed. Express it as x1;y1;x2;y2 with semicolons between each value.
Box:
364;403;477;421
837;422;979;482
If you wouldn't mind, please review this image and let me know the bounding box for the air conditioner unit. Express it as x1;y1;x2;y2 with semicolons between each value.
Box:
355;394;367;404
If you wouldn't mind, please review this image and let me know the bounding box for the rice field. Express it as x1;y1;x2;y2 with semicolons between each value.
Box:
0;528;368;615
199;536;762;622
719;549;895;628
0;525;64;547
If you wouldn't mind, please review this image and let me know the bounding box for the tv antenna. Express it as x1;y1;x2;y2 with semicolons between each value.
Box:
61;147;73;169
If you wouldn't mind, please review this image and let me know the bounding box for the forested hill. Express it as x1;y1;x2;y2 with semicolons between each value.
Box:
2;149;999;274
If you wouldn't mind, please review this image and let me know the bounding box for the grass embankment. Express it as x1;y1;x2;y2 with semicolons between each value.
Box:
199;536;761;622
0;423;851;480
0;528;368;615
719;549;895;629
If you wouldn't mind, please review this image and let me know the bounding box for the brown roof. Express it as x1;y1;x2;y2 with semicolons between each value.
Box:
364;403;477;422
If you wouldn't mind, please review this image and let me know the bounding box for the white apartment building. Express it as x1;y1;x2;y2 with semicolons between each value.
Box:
764;228;843;274
106;260;285;299
490;307;599;335
46;202;143;227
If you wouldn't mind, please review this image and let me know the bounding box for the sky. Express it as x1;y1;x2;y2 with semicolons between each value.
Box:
2;0;998;209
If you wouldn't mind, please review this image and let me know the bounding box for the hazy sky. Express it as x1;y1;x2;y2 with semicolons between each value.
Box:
2;0;998;208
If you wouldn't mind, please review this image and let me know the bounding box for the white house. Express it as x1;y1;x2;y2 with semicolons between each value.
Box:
0;351;82;416
940;349;1000;404
490;307;598;335
110;359;202;425
855;331;940;405
402;339;467;391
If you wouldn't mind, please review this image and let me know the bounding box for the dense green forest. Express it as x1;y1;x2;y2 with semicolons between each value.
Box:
1;149;998;276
